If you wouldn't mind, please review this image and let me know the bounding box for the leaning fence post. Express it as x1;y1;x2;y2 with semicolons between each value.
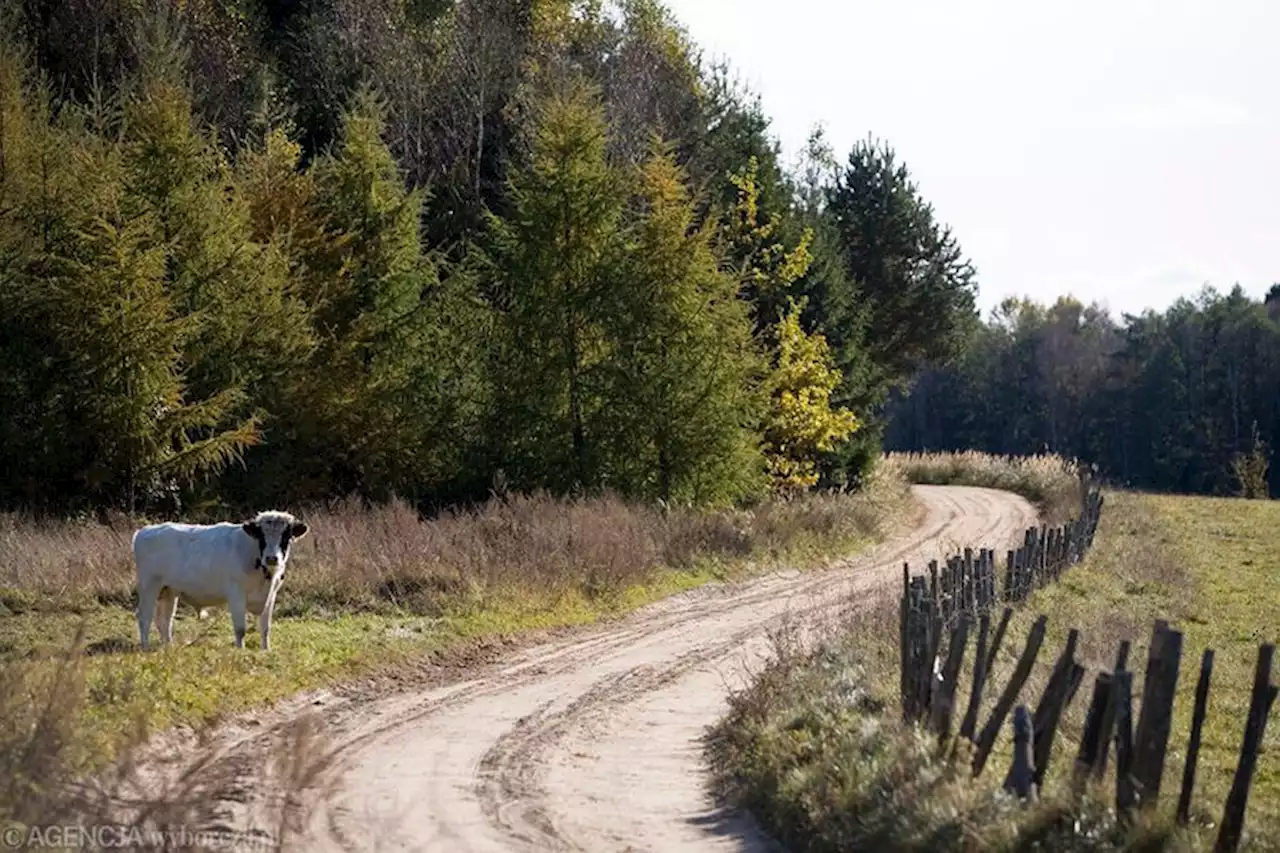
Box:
1133;620;1184;807
984;606;1014;678
1114;639;1132;675
1093;666;1121;782
1023;629;1079;788
1178;648;1215;825
1215;643;1278;853
1074;671;1114;794
930;615;972;742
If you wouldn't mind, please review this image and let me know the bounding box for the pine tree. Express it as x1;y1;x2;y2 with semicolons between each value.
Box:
116;15;315;506
600;140;766;506
481;79;624;494
0;46;258;512
289;86;489;501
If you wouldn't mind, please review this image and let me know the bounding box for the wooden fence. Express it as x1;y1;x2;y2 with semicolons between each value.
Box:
900;478;1104;718
907;612;1275;852
897;479;1276;851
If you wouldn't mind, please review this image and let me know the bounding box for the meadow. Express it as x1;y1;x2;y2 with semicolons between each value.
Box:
708;452;1280;852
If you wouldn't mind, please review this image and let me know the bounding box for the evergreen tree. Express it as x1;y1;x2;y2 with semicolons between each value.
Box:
600;140;766;506
0;44;258;512
118;19;313;431
720;155;814;334
826;137;979;386
290;87;489;501
481;80;624;494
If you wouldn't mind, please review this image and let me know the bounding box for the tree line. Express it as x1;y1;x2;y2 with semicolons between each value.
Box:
0;0;978;516
885;285;1280;498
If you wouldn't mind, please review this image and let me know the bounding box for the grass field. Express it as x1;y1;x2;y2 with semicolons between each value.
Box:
708;464;1280;852
0;470;913;827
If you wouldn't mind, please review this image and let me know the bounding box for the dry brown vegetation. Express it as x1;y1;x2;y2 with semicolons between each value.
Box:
1;481;905;618
1;624;336;851
883;450;1084;523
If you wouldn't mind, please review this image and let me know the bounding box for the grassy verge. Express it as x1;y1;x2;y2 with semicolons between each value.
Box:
0;469;913;826
708;485;1280;852
883;450;1084;523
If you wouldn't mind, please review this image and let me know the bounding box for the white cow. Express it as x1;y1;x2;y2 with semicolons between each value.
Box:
131;510;310;650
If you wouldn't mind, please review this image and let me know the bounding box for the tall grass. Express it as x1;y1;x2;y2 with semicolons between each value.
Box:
706;624;1206;853
1;472;909;618
883;450;1084;522
1;624;334;850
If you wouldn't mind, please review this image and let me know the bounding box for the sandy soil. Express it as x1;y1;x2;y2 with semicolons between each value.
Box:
137;484;1038;852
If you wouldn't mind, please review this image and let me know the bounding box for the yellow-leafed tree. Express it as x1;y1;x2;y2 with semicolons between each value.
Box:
763;299;860;496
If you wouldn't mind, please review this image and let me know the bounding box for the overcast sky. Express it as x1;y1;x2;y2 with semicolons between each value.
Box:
662;0;1277;320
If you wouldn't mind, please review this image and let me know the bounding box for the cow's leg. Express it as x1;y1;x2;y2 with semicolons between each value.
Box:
137;577;163;651
258;599;274;651
156;589;177;645
227;589;249;649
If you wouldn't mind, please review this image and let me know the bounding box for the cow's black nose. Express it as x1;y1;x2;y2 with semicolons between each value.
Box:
265;555;280;566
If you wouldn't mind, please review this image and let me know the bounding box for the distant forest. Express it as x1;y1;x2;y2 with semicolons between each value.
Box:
0;1;1269;518
884;285;1280;498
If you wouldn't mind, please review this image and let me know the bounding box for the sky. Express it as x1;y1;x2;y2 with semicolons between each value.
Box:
662;0;1278;320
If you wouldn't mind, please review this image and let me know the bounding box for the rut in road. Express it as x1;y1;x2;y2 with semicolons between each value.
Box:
163;485;1039;852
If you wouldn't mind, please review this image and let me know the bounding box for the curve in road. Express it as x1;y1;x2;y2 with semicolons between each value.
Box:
181;485;1039;853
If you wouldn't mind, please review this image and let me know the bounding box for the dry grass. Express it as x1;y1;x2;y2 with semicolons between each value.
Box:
883;450;1083;523
709;487;1280;852
0;467;913;839
707;623;1206;853
1;624;334;850
1;477;907;618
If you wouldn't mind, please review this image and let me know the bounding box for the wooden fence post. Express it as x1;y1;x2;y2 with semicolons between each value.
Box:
963;548;974;613
1215;643;1278;853
899;563;910;721
927;587;944;705
1004;549;1015;603
1114;639;1132;675
1178;648;1215;825
1029;628;1083;789
1005;705;1036;801
1093;666;1121;782
1114;670;1136;812
1133;620;1184;807
929;559;940;618
930;615;972;742
973;615;1048;777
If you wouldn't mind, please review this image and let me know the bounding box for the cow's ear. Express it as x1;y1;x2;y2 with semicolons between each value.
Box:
242;522;261;538
290;522;309;540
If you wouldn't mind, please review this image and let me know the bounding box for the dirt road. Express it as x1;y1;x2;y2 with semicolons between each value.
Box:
200;485;1037;852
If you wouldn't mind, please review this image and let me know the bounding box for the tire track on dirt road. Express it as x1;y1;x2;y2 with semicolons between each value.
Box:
272;485;1037;853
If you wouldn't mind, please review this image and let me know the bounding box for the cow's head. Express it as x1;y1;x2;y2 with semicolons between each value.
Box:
242;510;309;578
